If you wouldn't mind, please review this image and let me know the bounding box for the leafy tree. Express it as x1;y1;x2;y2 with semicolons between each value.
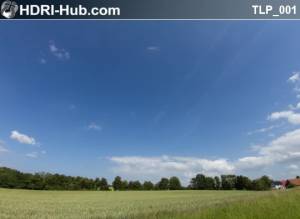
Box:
112;176;123;190
205;177;215;190
169;176;181;190
99;178;109;190
121;180;128;190
260;175;272;190
128;181;142;190
190;174;206;190
251;176;272;191
214;176;221;190
235;175;252;190
190;174;215;190
221;175;236;190
95;177;109;190
157;178;169;190
143;181;154;190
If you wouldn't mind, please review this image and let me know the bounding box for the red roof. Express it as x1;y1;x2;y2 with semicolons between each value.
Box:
287;178;300;186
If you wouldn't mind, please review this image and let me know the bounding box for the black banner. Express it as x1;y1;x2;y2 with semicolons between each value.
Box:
0;0;299;20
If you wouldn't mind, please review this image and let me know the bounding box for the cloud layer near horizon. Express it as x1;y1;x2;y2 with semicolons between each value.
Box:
109;127;300;182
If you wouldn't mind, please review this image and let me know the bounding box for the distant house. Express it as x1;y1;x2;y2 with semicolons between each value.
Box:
285;178;300;187
272;181;285;190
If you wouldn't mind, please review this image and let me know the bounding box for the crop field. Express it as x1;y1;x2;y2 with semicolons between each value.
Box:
0;188;299;219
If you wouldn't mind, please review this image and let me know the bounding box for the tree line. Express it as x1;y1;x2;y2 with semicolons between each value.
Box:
0;167;272;191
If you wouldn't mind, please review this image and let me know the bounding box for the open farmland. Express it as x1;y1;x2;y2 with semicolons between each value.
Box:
0;188;299;219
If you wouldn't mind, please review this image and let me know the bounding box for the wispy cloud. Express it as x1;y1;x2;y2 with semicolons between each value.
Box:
146;46;160;52
25;150;46;158
26;152;38;158
0;141;9;153
49;41;70;60
69;104;76;110
39;58;47;64
288;164;298;170
247;125;279;136
87;122;102;131
154;111;166;124
10;130;36;145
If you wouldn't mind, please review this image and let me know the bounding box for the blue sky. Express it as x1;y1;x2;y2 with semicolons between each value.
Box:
1;21;300;183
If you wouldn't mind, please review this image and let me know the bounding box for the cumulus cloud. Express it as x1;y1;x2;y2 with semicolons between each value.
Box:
268;110;300;125
10;130;36;145
109;155;234;182
87;122;102;131
109;128;300;181
288;72;300;83
237;129;300;170
49;41;70;60
288;102;300;110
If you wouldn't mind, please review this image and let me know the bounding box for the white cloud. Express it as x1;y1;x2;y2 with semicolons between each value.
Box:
87;122;102;131
288;164;298;170
10;130;36;145
268;110;300;125
109;128;300;181
39;58;47;64
288;72;300;83
109;155;234;182
26;152;38;158
288;102;300;110
49;41;70;60
247;125;278;135
147;46;160;51
0;141;8;153
237;129;300;170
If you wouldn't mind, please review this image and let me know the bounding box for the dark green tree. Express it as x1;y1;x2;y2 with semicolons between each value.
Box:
121;180;128;190
169;176;181;190
251;176;272;191
143;181;154;190
99;178;109;190
205;177;215;190
190;174;206;190
221;175;236;190
112;176;123;190
235;175;252;190
214;176;221;190
157;178;169;190
128;180;142;190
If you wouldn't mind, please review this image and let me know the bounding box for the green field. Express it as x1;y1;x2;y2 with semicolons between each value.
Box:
0;188;299;219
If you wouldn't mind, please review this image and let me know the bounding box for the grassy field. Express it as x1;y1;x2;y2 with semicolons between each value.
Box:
0;188;299;219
